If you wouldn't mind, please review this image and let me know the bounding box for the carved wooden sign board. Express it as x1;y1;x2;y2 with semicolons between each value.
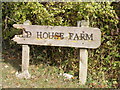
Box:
12;24;101;48
12;21;101;85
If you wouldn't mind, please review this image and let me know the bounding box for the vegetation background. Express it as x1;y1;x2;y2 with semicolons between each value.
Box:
2;2;120;88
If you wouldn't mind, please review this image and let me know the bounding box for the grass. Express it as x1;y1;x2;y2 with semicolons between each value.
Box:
2;49;87;88
1;48;117;88
2;60;86;88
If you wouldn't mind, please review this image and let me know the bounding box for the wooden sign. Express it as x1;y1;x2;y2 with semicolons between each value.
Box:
12;24;101;48
12;20;101;85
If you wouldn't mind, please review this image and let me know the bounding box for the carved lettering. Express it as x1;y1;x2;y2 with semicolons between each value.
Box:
86;34;93;40
37;31;93;40
37;32;42;39
69;32;93;40
37;32;64;40
80;33;86;40
60;33;64;39
43;32;48;39
73;33;79;40
48;32;54;39
69;33;74;40
26;31;32;38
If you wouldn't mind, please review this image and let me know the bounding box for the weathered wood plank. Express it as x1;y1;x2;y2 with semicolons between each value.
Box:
22;45;30;72
79;49;88;84
15;41;31;79
15;21;31;79
78;20;88;85
12;24;101;48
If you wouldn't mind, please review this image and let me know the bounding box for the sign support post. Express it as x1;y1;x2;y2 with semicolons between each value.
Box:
77;20;88;84
15;21;31;79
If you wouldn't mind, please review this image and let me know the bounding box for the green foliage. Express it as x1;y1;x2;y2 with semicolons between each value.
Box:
2;2;120;88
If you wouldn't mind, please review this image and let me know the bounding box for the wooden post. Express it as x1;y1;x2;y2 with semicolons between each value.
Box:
22;20;31;73
16;20;31;79
77;20;88;84
22;45;30;72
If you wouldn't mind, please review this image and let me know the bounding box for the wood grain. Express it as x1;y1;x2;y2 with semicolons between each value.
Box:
12;24;101;48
